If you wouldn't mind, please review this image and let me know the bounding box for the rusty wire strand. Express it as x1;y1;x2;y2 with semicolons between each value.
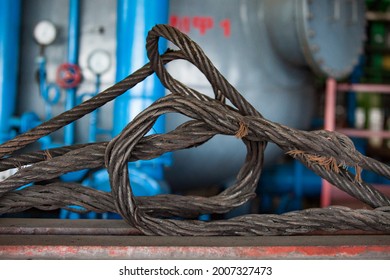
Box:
0;24;390;235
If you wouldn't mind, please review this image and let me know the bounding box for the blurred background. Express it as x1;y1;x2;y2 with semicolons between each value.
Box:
1;0;390;220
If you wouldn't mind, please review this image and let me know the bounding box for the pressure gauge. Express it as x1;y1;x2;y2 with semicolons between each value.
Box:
87;49;111;75
33;20;57;46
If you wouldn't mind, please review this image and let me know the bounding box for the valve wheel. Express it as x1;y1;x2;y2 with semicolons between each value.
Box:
56;63;82;89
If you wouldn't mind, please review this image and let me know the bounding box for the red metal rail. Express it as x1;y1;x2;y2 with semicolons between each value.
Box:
322;79;390;207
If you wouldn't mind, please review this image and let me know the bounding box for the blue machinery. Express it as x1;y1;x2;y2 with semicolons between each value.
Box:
0;0;170;218
0;0;48;158
0;0;21;144
64;0;79;146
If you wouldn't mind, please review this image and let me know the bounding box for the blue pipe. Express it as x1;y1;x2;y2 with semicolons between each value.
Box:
77;75;111;143
38;57;53;120
0;0;21;143
88;75;101;142
114;0;170;180
64;0;80;145
114;0;169;136
37;56;61;120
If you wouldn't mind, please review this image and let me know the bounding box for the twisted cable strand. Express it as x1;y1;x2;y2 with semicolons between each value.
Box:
0;51;187;158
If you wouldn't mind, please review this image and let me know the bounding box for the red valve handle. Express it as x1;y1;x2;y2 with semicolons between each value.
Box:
56;63;82;89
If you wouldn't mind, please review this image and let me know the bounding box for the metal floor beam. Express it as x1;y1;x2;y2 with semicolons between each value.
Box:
0;218;389;259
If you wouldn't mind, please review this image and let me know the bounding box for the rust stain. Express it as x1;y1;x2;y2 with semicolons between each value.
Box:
240;246;390;258
1;245;390;259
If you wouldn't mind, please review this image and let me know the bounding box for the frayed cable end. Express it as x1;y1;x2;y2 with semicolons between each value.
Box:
286;149;363;183
235;120;248;138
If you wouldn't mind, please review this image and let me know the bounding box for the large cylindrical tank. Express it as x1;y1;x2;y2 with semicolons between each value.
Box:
165;0;366;190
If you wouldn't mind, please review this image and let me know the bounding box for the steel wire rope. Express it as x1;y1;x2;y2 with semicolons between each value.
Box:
0;25;389;235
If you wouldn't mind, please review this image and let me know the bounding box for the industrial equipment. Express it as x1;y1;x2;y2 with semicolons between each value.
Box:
0;0;367;217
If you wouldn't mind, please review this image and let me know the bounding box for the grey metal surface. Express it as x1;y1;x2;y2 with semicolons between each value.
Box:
265;0;366;79
1;232;389;247
0;218;140;235
301;0;365;78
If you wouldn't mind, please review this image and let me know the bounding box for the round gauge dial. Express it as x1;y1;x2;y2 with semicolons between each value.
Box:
87;50;111;75
33;20;57;46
